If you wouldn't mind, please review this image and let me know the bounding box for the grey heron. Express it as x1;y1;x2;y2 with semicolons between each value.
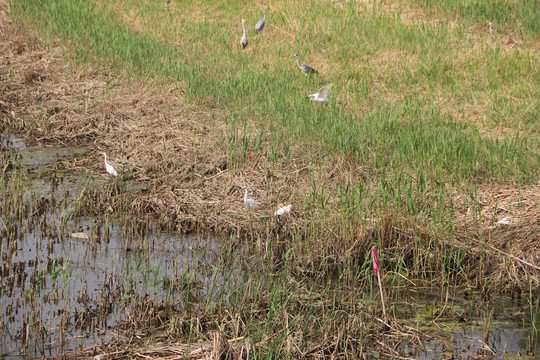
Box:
274;204;292;216
240;19;248;49
242;185;258;210
101;152;118;177
307;84;334;103
255;7;269;34
489;22;497;39
292;54;318;75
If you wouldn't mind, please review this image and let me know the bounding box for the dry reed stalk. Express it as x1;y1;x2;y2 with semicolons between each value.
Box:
371;246;388;325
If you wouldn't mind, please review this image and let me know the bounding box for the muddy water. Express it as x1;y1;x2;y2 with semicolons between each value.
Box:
391;287;538;358
0;133;538;359
0;134;236;358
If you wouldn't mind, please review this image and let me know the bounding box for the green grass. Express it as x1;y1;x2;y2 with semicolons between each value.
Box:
413;0;540;36
11;0;539;186
8;0;539;289
6;0;540;354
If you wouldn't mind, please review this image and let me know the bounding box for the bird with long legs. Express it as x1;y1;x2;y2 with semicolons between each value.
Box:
292;53;318;76
255;7;269;34
240;19;248;49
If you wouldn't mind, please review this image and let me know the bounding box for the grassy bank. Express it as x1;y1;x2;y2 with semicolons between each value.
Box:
2;0;539;356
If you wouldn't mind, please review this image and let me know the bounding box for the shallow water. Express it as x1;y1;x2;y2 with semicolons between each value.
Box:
0;133;538;358
391;287;538;358
0;134;235;358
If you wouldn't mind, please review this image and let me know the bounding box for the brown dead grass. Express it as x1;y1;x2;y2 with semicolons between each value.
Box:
0;2;538;291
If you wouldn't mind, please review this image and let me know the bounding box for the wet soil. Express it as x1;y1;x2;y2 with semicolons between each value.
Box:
0;0;538;301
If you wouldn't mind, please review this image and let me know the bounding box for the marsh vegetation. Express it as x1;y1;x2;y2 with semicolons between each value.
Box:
1;0;538;358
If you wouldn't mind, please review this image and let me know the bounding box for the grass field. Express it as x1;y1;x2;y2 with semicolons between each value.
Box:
3;0;540;357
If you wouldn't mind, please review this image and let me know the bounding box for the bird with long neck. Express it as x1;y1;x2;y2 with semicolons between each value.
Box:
489;22;497;40
240;19;248;49
292;53;318;75
101;152;118;177
255;7;269;34
242;185;258;211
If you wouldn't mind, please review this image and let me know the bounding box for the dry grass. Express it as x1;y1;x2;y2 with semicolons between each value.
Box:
1;2;539;291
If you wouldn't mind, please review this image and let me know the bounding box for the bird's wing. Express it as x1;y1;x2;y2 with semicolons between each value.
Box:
255;19;265;32
318;84;334;99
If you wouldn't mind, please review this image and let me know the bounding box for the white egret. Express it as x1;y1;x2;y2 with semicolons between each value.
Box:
240;19;248;49
101;152;118;177
242;185;258;211
274;204;292;216
307;84;334;103
292;54;318;75
255;7;269;34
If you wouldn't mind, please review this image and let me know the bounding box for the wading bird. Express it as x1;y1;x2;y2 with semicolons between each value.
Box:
307;84;334;103
292;54;318;75
489;22;497;39
255;7;269;34
274;204;292;216
240;19;248;49
242;185;258;210
101;152;118;177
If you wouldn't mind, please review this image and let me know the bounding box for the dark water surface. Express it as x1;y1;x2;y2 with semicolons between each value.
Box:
0;133;537;359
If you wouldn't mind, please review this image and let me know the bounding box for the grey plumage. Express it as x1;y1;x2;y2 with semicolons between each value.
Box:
292;54;318;75
255;7;269;34
489;22;497;39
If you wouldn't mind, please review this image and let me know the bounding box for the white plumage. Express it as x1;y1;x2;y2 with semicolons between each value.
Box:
240;19;248;49
307;84;334;103
274;204;293;216
242;185;258;210
102;152;118;177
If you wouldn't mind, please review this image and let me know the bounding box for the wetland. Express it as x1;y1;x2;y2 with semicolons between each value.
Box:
1;0;539;358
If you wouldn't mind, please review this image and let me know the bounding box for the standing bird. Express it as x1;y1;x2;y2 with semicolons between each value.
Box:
101;152;118;177
242;185;258;211
489;22;497;39
307;84;334;103
255;7;269;34
240;19;248;49
292;54;318;75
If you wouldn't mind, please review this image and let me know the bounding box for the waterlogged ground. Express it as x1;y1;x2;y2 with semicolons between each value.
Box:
0;134;238;358
391;287;538;358
0;133;537;358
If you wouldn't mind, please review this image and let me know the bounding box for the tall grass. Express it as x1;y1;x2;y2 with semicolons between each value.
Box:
10;0;539;186
7;0;540;331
